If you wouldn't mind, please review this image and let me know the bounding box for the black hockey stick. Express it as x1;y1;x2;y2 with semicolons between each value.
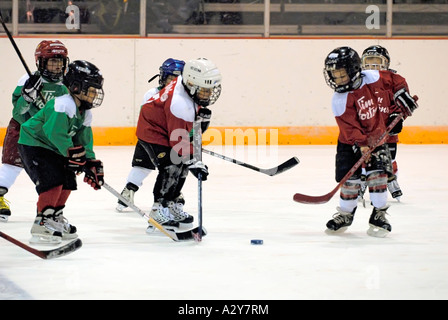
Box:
293;113;404;204
0;11;46;103
192;120;204;242
103;182;206;242
0;231;82;260
202;148;300;176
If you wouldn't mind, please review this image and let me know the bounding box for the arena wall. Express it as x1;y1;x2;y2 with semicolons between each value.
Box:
0;36;445;145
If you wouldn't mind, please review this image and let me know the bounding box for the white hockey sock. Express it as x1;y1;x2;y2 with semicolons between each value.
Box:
127;166;152;188
370;192;388;208
0;164;23;189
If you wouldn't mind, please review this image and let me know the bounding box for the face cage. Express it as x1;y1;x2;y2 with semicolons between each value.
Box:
80;87;104;110
323;68;339;91
361;54;389;71
38;57;68;82
160;69;182;87
323;68;360;93
193;84;222;107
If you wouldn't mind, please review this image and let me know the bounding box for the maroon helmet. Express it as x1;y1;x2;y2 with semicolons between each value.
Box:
34;40;69;82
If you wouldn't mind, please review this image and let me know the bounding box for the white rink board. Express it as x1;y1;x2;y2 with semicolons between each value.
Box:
0;38;445;128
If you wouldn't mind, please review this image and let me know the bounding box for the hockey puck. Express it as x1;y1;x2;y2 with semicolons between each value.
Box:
250;239;263;245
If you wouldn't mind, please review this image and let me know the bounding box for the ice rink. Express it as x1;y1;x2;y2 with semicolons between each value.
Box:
1;144;447;301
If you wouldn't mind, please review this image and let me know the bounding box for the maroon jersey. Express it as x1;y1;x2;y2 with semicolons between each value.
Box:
332;70;408;146
136;76;198;156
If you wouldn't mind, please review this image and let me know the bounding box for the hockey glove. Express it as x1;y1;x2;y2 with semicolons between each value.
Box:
21;74;43;103
393;88;418;117
387;113;403;136
198;107;212;133
83;160;104;190
67;146;87;174
188;160;209;181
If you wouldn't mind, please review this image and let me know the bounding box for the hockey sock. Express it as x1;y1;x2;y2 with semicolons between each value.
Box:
55;189;71;208
37;185;63;213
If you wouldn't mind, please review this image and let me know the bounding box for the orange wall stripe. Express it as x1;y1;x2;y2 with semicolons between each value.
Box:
0;126;447;146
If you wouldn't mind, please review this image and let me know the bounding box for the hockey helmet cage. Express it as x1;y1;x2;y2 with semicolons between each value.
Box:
324;46;362;93
64;60;104;109
34;40;69;82
182;58;222;107
361;45;391;71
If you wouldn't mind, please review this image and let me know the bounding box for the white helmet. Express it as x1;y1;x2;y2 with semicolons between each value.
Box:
182;58;222;107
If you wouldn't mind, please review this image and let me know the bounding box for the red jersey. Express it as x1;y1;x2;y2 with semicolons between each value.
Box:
332;70;408;146
136;76;198;156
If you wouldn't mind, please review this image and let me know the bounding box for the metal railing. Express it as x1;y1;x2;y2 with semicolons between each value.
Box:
0;0;447;37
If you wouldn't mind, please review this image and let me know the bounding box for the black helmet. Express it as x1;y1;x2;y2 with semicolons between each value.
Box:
361;45;390;70
324;46;362;93
64;60;104;109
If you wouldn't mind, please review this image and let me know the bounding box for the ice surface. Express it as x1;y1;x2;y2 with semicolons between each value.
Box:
1;145;447;300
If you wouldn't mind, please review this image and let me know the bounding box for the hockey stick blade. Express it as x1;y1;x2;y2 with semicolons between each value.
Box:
293;114;404;205
202;148;300;176
260;156;300;176
0;231;82;260
41;238;83;259
103;182;205;242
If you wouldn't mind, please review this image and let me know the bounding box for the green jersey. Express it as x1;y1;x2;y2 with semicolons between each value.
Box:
18;94;96;159
12;72;69;125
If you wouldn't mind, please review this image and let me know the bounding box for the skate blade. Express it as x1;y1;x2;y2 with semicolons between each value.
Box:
62;233;79;241
325;226;349;235
30;234;62;245
146;224;179;234
145;225;156;234
367;225;390;238
177;222;193;229
115;204;128;212
0;215;9;222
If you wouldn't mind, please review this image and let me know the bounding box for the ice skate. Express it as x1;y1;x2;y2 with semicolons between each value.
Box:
116;182;138;212
30;207;63;244
54;206;78;240
168;200;194;226
0;187;11;222
325;207;356;234
146;202;179;233
387;179;402;202
367;206;391;238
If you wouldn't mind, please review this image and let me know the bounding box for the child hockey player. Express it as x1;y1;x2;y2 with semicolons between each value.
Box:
136;58;222;232
323;46;417;237
361;45;403;202
116;58;185;212
18;60;105;244
0;40;69;222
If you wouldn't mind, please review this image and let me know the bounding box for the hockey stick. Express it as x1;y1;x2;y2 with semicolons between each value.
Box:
193;120;204;242
103;182;206;242
0;231;82;260
202;148;300;176
196;174;203;242
293;113;404;204
0;11;46;103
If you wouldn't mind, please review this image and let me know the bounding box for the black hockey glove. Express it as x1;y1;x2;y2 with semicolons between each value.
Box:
83;159;104;190
67;146;87;174
188;160;209;181
198;107;212;133
393;88;418;117
387;113;403;136
21;73;43;103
